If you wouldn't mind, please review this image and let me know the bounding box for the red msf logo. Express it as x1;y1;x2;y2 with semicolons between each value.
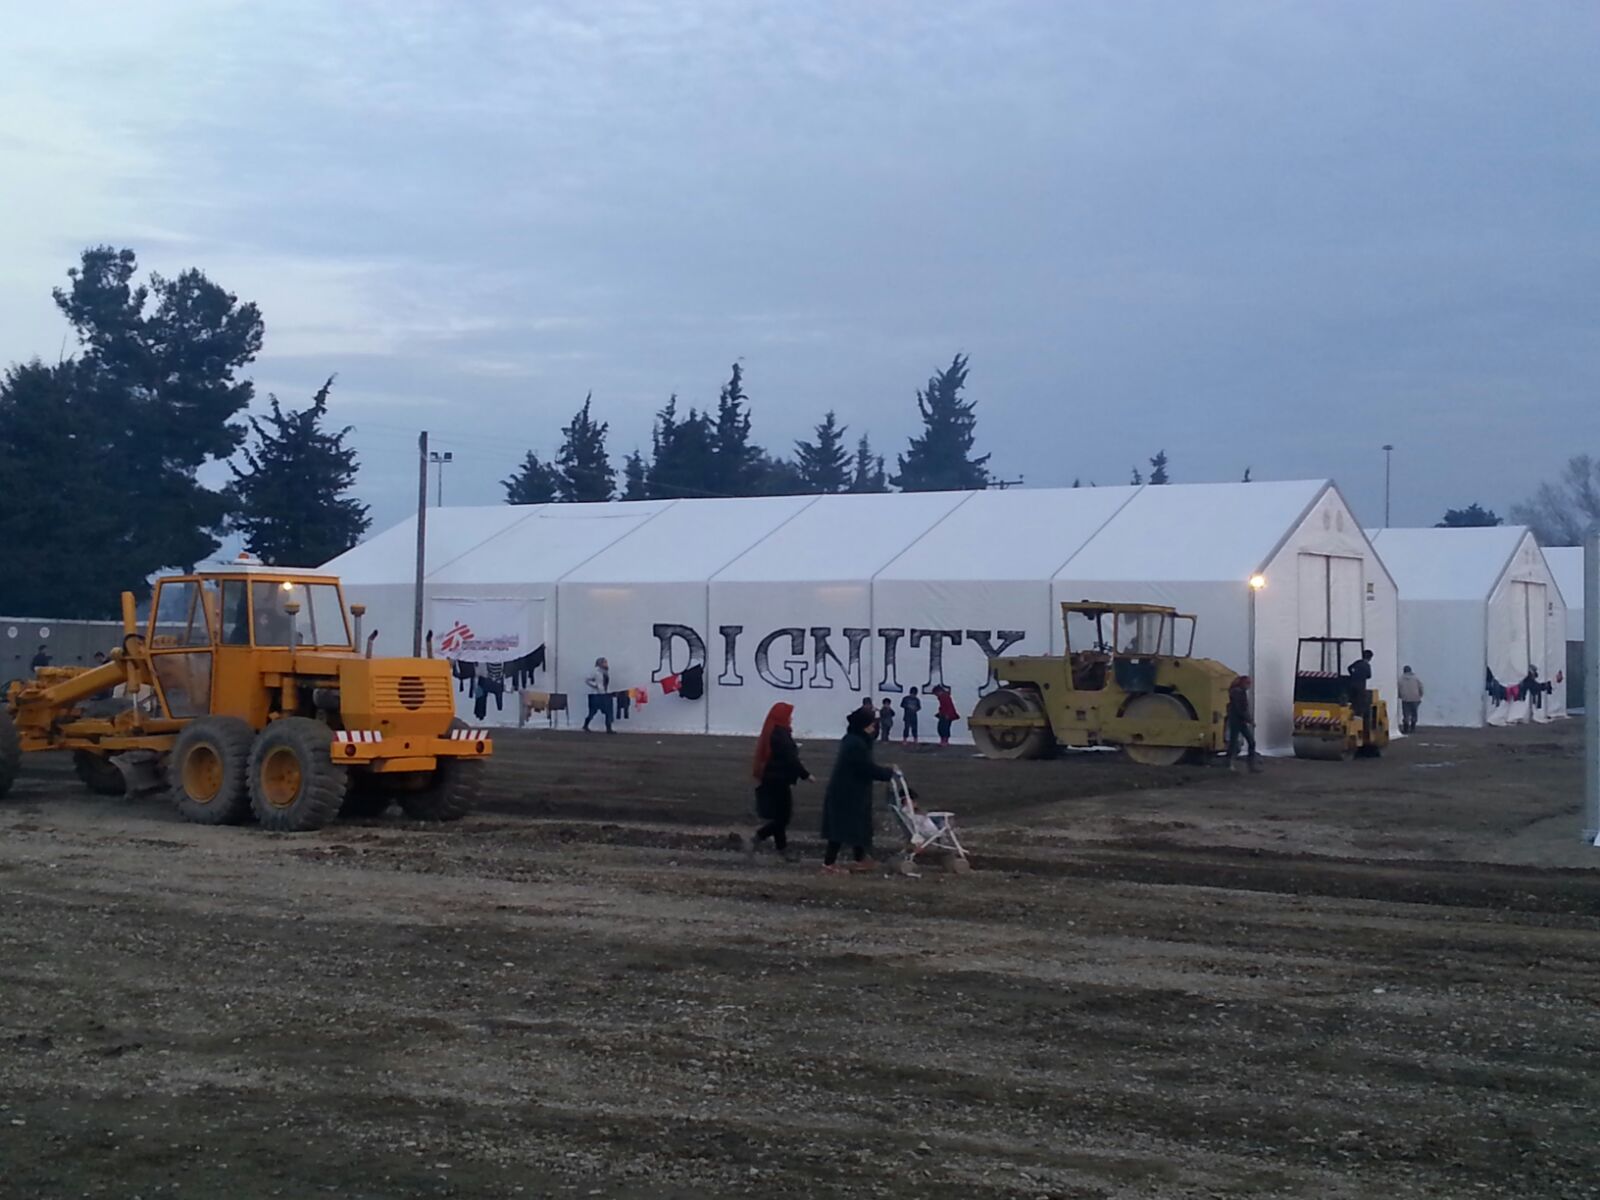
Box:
439;621;474;653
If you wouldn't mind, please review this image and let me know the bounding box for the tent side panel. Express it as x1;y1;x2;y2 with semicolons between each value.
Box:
707;580;875;739
1397;598;1486;727
871;578;1054;743
556;581;711;733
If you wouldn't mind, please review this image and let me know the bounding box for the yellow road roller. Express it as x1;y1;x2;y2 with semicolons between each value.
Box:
1291;637;1390;761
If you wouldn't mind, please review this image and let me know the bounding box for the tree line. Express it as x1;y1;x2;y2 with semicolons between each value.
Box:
4;246;1597;621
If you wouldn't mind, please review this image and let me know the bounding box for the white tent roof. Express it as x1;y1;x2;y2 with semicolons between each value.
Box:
1544;545;1581;614
876;486;1140;581
1367;526;1532;601
1060;480;1327;582
329;505;533;585
563;494;818;583
710;491;971;582
429;501;673;585
329;481;1353;589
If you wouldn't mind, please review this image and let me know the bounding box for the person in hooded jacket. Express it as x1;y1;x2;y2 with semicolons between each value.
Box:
820;708;895;874
748;702;810;859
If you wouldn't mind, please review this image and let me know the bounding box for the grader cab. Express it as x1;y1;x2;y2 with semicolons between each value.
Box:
0;562;490;831
968;601;1236;765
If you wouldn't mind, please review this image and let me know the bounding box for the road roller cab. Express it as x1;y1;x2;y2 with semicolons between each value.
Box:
969;602;1235;765
1292;637;1390;761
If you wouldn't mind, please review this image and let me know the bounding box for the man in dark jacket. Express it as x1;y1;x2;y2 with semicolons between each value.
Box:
1226;675;1261;774
820;708;895;873
1348;649;1375;737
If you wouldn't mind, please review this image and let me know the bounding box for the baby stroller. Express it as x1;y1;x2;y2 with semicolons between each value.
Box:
886;769;970;876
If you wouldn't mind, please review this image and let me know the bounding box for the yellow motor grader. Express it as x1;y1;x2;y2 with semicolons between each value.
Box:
969;601;1236;765
0;562;491;831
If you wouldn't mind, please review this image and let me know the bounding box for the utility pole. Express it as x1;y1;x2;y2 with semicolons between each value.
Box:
414;431;428;657
1382;445;1394;527
430;449;453;507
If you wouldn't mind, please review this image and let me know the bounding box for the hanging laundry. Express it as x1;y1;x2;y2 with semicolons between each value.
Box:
678;664;705;700
660;674;681;695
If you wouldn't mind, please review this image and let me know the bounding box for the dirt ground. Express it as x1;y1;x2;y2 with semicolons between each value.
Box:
2;721;1599;1199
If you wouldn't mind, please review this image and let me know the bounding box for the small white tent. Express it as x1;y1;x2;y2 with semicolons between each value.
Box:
1543;546;1583;710
324;480;1397;751
1367;527;1566;727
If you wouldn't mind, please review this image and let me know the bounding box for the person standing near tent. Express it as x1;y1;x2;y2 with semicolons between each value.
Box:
900;687;922;743
877;698;895;742
747;702;810;859
1348;649;1375;737
820;708;895;874
583;657;614;733
934;685;960;746
1226;675;1261;773
1397;666;1424;734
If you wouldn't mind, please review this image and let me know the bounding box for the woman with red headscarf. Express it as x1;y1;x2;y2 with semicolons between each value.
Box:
748;702;811;858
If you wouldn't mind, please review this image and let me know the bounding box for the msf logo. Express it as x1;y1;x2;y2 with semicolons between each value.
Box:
438;622;474;655
650;624;1026;694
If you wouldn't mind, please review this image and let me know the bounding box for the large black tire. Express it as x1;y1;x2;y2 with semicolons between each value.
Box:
249;717;348;832
340;773;395;819
73;750;126;796
0;710;20;801
397;758;482;822
168;717;256;825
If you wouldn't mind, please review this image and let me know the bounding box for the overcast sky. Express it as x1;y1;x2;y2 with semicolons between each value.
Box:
3;1;1596;535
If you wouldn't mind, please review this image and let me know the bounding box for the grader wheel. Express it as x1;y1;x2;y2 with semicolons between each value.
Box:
168;717;256;824
0;710;20;801
248;717;348;832
397;759;482;822
970;688;1053;760
1120;693;1192;767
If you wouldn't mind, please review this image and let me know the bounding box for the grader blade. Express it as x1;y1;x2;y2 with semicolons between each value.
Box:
111;750;166;796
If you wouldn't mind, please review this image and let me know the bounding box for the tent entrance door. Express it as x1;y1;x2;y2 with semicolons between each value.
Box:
1297;553;1365;639
1521;582;1547;679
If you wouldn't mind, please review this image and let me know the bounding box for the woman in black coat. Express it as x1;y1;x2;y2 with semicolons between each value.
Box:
820;707;895;873
749;702;810;858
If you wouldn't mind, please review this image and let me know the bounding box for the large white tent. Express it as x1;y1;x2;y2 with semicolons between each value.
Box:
1543;545;1584;710
324;480;1397;752
1367;527;1567;727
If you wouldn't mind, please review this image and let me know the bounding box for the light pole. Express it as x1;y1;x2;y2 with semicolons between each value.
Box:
1248;573;1267;720
429;450;453;507
1382;444;1394;527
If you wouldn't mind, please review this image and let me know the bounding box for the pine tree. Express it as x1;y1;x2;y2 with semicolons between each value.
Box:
1437;503;1502;528
622;450;649;501
708;362;760;496
1130;466;1144;485
554;393;615;502
1148;450;1170;485
751;453;805;496
647;395;716;498
503;450;559;504
891;354;990;492
794;410;851;494
1242;467;1252;483
849;435;888;494
230;376;370;566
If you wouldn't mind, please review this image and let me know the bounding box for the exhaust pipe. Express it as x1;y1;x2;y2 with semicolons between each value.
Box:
425;630;434;659
350;604;366;645
365;630;379;659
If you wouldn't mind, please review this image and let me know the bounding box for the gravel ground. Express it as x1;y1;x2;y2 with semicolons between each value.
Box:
1;721;1597;1199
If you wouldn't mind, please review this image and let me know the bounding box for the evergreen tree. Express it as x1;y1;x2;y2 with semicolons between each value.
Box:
0;247;264;616
849;435;889;494
622;449;649;501
1148;450;1170;484
554;393;615;503
708;362;760;495
647;395;716;498
1437;503;1502;528
1242;467;1252;483
892;354;990;492
794;410;851;494
1130;466;1144;485
750;453;805;496
230;376;370;566
503;450;559;504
